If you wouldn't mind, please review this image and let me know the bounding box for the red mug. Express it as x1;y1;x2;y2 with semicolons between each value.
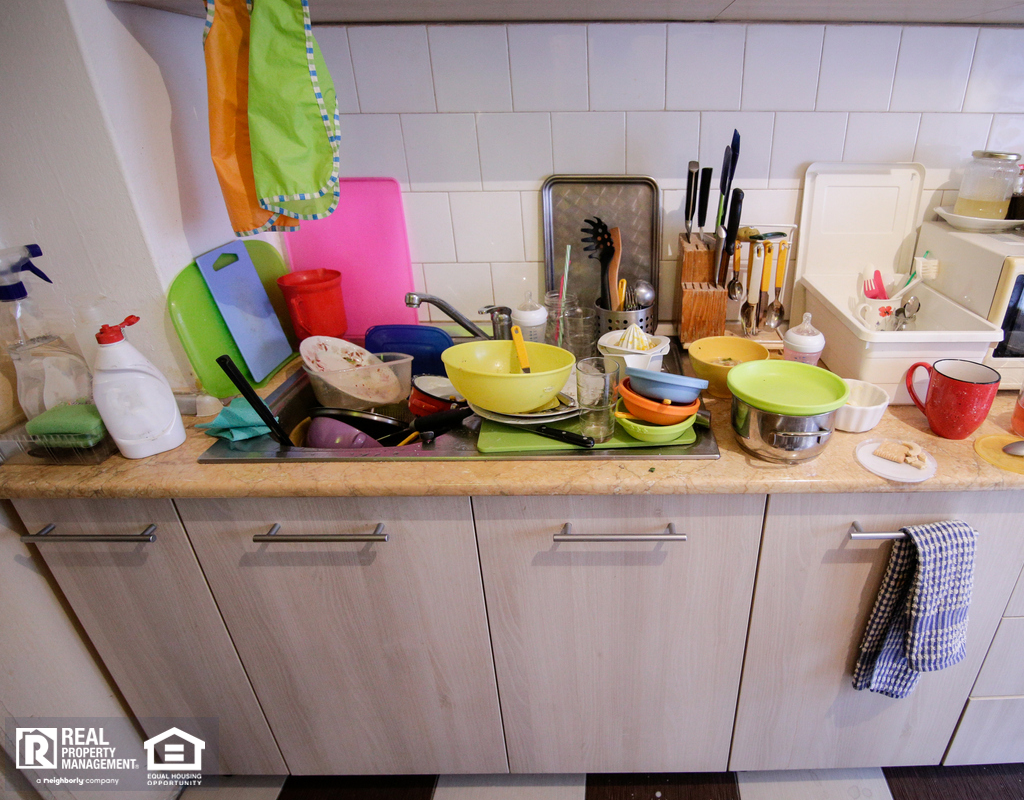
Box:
905;359;1001;439
276;269;347;341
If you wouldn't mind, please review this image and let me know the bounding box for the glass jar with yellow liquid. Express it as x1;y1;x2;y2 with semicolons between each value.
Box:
954;151;1021;219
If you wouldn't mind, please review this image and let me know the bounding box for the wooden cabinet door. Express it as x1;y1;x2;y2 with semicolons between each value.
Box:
730;491;1024;771
945;697;1024;765
12;498;286;775
473;494;765;773
175;496;506;775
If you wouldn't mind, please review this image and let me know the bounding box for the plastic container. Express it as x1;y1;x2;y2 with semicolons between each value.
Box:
92;315;186;459
953;151;1021;220
511;292;547;342
276;268;347;341
783;313;825;366
303;352;413;410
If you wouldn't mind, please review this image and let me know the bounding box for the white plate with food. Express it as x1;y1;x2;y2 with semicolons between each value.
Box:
935;207;1023;234
855;438;937;483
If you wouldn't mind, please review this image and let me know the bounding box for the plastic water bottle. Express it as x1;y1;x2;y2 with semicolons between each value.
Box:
92;315;186;459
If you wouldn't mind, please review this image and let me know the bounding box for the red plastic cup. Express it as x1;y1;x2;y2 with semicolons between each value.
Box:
276;269;347;341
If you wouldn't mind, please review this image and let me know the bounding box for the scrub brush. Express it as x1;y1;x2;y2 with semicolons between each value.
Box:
914;251;939;280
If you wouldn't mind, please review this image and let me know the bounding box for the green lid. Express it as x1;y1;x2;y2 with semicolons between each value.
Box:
727;360;850;416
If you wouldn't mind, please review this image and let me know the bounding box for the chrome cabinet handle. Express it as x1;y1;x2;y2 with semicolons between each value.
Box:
21;523;157;543
252;523;388;543
848;521;906;540
552;522;687;543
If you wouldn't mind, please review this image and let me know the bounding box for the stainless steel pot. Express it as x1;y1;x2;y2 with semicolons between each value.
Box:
730;396;836;463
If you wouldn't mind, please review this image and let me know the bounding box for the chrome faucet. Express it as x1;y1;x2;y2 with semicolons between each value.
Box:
404;293;511;340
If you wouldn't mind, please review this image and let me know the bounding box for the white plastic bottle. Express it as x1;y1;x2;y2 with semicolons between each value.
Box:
511;292;547;342
783;312;826;366
92;315;186;459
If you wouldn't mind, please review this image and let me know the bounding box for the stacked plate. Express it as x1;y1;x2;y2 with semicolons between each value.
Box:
467;395;580;426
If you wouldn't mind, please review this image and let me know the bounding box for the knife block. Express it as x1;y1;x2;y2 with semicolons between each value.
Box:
679;283;727;343
678;234;715;282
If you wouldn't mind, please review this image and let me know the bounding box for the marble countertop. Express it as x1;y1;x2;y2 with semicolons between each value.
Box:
1;371;1022;499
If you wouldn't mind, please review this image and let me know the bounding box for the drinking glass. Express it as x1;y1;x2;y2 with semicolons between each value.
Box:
576;357;620;443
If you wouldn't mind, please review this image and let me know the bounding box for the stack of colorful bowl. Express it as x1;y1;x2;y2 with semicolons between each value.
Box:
616;368;708;443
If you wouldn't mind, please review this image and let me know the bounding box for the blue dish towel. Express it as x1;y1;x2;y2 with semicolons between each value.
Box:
195;398;272;441
852;520;977;699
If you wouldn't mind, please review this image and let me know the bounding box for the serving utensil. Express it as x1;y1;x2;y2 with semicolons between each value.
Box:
758;241;774;325
511;325;531;373
741;243;763;337
1002;440;1024;456
634;280;656;308
762;239;789;329
608;227;622;310
581;216;613;310
727;238;744;301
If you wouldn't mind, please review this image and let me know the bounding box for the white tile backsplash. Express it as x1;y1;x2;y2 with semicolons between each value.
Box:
403;192;456;263
312;27;360;113
477;113;553;191
428;26;513;113
551;112;626;174
890;26;978;113
769;112;848;188
401;114;482;191
491;262;545;310
587;24;667;111
963;28;1024;113
508;25;589;112
626;112;700;189
816;25;901;112
742;25;824;112
336;114;409;186
449;192;525;262
299;21;1024;323
348;26;436;113
666;24;745;111
843;113;921;162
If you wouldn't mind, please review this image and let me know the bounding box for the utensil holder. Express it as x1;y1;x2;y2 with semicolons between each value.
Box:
595;303;656;335
679;282;727;343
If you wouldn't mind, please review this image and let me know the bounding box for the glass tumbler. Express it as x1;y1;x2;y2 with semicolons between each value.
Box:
561;307;598;361
576;356;620;443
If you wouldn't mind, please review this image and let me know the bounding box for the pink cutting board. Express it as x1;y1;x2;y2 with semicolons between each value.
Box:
284;178;418;337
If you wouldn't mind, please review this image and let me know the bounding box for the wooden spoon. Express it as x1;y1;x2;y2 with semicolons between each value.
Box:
609;227;622;310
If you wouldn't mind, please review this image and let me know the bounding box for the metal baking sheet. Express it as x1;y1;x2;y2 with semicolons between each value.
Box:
543;175;660;313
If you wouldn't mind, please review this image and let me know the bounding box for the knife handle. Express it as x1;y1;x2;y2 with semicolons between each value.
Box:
533;425;596;448
697;167;712;230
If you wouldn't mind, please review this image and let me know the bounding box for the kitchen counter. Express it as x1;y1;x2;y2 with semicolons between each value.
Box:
1;357;1023;499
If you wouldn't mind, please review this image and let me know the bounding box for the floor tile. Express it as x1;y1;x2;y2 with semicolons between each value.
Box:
736;768;893;800
885;763;1024;800
180;775;286;799
586;773;739;800
435;774;586;800
277;775;437;800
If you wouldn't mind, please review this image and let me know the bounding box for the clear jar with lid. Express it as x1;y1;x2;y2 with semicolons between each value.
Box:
954;151;1021;220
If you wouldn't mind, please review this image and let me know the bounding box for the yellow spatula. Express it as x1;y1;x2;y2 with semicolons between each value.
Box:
511;325;531;374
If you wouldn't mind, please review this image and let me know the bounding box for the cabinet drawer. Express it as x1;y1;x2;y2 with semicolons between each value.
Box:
473;494;765;773
945;696;1024;765
731;491;1024;771
12;498;286;775
175;496;506;775
972;617;1024;697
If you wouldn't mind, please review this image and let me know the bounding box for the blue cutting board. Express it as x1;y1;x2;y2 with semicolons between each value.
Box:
195;241;294;383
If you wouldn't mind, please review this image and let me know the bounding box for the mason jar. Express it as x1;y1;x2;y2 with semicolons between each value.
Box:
954;151;1021;220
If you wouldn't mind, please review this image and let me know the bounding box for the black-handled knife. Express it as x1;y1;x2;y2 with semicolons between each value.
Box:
717;188;744;287
723;129;740;223
685;161;698;243
697;166;712;242
216;354;292;447
528;424;595;448
715;145;731;230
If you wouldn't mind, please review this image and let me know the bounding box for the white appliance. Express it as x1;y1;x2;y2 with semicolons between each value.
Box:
916;221;1024;388
791;162;1004;404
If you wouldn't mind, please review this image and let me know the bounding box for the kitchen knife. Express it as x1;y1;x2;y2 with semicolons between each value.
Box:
723;129;740;223
715;145;731;231
493;420;595;448
758;241;774;325
717;188;744;287
216;354;292;447
697;166;712;244
685;161;699;243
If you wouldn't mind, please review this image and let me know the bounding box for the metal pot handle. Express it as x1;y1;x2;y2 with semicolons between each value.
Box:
768;429;830;446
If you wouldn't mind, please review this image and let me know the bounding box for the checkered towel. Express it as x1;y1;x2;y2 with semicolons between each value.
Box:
852;520;977;699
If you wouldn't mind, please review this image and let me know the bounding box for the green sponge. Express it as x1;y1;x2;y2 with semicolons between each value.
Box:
25;404;108;448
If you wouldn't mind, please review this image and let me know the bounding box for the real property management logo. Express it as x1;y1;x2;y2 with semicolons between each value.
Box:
15;725;204;771
16;728;58;770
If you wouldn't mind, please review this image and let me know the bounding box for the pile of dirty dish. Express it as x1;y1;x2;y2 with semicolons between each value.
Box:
616;364;708;444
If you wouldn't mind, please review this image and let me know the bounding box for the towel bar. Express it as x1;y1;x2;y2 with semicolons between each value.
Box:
848;522;906;540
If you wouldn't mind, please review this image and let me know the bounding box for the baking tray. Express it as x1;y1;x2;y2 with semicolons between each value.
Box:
543;175;660;313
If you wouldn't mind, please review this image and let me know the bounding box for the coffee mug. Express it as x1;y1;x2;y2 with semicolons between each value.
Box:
856;298;898;331
905;359;1001;439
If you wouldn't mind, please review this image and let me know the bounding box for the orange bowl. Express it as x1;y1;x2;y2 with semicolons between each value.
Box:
618;378;700;425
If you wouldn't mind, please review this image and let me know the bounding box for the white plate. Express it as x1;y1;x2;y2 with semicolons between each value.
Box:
468;401;581;426
855;438;937;483
935;207;1023;234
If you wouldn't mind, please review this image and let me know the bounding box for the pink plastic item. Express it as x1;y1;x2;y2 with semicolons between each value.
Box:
284;178;418;337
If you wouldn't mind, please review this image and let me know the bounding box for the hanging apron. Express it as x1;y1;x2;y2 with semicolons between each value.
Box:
247;0;340;221
203;0;299;235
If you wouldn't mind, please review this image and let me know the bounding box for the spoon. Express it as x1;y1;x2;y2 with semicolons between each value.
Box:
1002;441;1024;456
727;243;744;301
634;280;656;309
762;240;790;329
893;295;921;332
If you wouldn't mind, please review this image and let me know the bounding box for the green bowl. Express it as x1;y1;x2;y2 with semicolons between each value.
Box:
726;360;850;416
615;399;698;443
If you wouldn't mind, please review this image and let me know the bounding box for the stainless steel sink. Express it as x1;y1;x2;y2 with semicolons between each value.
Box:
199;339;719;463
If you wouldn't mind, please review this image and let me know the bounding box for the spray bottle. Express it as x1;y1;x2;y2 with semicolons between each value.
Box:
0;244;92;419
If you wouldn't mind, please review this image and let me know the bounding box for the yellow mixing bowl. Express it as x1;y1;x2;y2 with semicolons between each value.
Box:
442;340;575;414
688;336;770;398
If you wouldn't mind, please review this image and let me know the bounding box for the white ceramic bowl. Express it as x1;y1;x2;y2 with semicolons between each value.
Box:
834;379;889;433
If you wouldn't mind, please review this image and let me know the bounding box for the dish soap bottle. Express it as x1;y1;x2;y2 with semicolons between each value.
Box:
93;315;186;459
783;313;826;366
0;244;92;419
511;292;547;342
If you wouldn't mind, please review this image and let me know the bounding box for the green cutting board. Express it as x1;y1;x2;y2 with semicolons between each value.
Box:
168;240;298;398
476;418;697;453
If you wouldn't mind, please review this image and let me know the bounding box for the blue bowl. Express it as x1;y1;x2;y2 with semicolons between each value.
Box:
625;367;708;404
